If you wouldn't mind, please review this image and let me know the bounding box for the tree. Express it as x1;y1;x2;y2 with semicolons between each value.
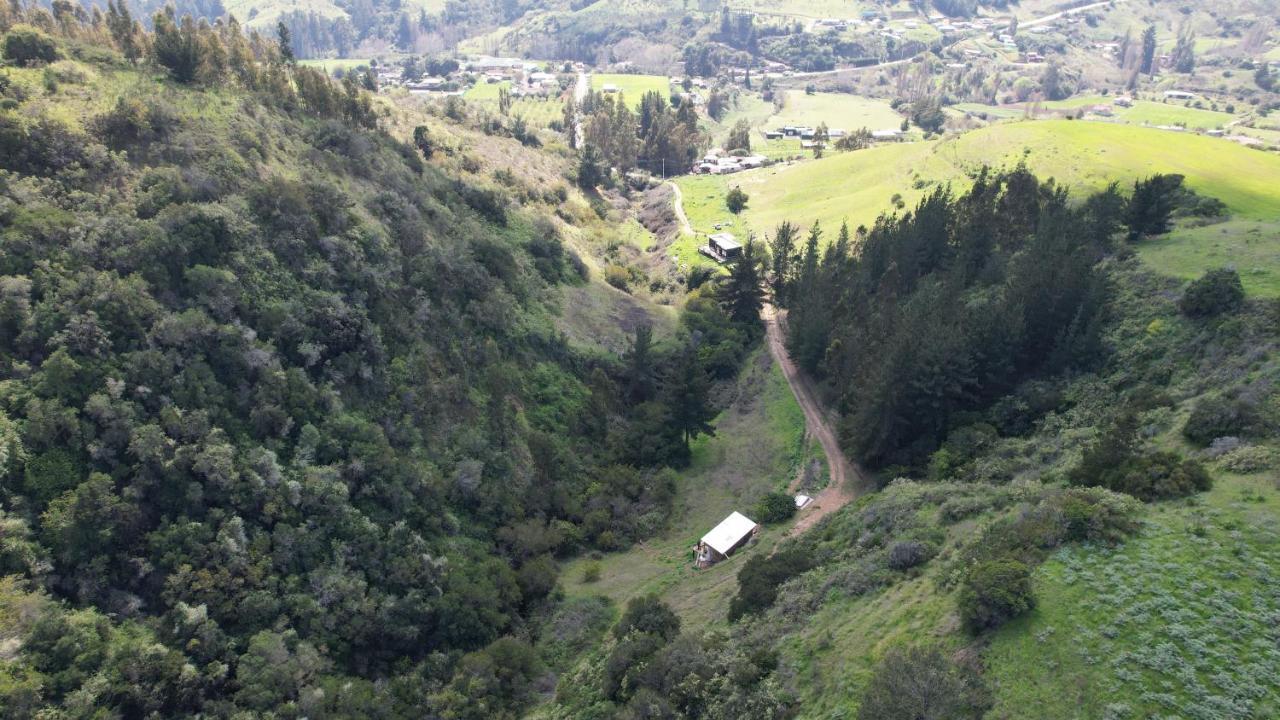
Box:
665;337;715;450
768;221;798;304
726;186;749;214
1116;28;1132;70
1125;173;1184;240
276;21;294;65
613;594;681;640
3;25;59;66
498;86;512;115
1255;63;1274;92
717;240;764;326
957;558;1035;632
1140;25;1157;75
1041;63;1068;101
726;118;752;152
624;324;658;404
106;1;141;63
412;125;434;159
910;96;946;133
1179;268;1244;318
152;10;204;83
1170;27;1195;73
577;144;607;189
753;491;795;524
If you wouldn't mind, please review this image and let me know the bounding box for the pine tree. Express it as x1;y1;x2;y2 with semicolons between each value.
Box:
1140;25;1156;75
768;221;798;305
665;338;715;449
625;324;657;404
718;240;764;327
277;21;295;65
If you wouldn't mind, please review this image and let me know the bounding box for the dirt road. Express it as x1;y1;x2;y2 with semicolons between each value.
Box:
761;304;871;535
666;181;695;236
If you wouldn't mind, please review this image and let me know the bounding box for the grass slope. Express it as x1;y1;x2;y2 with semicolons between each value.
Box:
986;472;1280;719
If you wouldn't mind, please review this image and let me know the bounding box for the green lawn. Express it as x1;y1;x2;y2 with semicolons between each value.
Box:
560;346;816;629
591;73;670;109
669;175;756;269
767;91;905;134
1139;220;1280;297
985;471;1280;719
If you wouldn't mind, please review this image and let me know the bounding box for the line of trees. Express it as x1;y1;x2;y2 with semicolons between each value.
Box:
573;88;707;182
766;169;1193;471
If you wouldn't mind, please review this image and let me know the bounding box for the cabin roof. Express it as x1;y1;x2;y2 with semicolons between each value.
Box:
701;511;758;555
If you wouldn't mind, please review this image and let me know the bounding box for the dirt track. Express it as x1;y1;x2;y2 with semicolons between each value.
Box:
666;181;694;236
762;304;871;534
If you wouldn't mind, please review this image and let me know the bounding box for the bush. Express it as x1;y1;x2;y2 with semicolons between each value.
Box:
580;561;602;583
1094;452;1213;501
1183;395;1255;446
613;594;680;641
726;186;749;214
753;491;796;524
728;546;812;622
3;26;58;67
1179;268;1244;318
885;540;935;571
857;645;991;720
958;558;1035;633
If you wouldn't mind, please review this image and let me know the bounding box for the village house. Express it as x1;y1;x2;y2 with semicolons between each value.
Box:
695;511;759;568
1164;90;1196;100
701;233;743;262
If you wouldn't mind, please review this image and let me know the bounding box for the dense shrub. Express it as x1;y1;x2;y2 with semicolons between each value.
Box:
1179;268;1244;318
1183;395;1255;445
1095;452;1213;501
1049;488;1142;544
886;540;935;571
613;595;681;641
728;546;813;622
857;645;991;720
957;558;1036;633
1126;173;1184;240
754;491;796;524
3;26;58;66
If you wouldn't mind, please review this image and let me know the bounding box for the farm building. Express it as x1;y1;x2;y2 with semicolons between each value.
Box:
695;511;759;568
1164;90;1196;100
765;130;783;140
701;233;743;262
602;83;619;93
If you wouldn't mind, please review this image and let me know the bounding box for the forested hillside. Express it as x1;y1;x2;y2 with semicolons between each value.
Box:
0;7;765;717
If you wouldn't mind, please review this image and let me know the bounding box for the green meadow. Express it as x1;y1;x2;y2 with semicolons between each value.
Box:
766;91;905;133
591;73;670;109
725;121;1280;293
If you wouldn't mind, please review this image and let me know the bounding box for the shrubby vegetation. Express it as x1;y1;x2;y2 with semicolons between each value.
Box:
858;644;991;720
1179;267;1244;318
0;10;763;719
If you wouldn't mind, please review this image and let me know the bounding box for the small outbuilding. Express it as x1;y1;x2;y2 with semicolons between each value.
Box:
695;511;760;568
701;233;743;262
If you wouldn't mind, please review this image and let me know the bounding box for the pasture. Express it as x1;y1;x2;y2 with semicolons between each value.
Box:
728;121;1280;293
591;73;670;109
767;91;905;134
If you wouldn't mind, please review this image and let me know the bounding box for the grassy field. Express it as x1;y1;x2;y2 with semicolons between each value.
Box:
725;121;1280;293
669;175;756;269
985;471;1280;719
1139;220;1280;297
464;79;509;100
768;91;905;133
1118;100;1236;130
591;73;670;109
560;346;818;628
